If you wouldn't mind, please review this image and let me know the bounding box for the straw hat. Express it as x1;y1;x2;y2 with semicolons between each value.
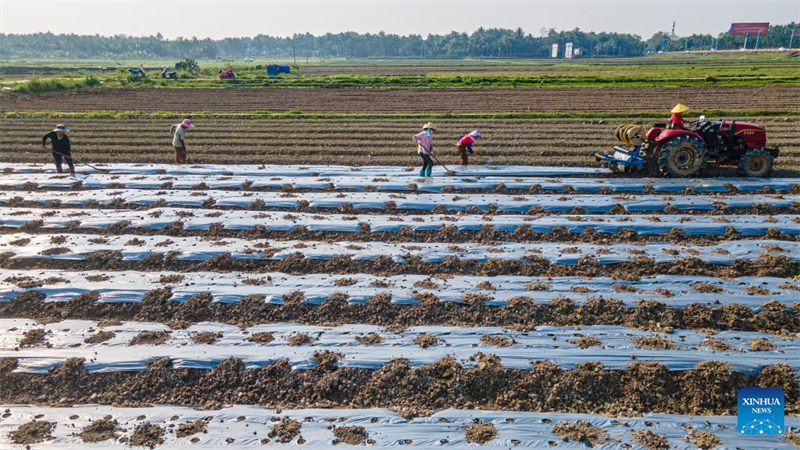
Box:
53;124;69;133
422;122;437;131
671;104;689;114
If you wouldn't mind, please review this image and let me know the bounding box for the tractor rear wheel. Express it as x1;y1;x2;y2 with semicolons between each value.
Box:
738;149;774;177
656;135;708;178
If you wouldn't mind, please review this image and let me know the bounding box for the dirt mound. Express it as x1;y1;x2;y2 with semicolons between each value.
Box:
552;420;611;447
464;423;497;444
332;425;369;445
356;333;383;345
79;417;121;442
748;338;776;351
84;330;116;344
570;335;603;349
131;422;165;448
128;330;171;345
785;432;800;448
684;430;721;449
268;417;302;443
480;334;515;347
632;429;668;450
175;419;207;438
692;283;723;293
699;338;732;352
247;331;275;344
18;328;51;348
632;334;678;350
287;332;315;346
413;333;443;348
10;420;55;444
190;331;222;345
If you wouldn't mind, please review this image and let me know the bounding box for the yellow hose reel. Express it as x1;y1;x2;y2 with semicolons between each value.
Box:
614;124;644;145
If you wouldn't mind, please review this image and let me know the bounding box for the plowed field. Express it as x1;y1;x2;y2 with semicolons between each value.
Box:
2;117;799;175
3;85;799;113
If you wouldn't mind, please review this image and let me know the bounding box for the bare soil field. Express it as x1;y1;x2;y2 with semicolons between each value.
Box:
2;117;798;174
3;85;799;113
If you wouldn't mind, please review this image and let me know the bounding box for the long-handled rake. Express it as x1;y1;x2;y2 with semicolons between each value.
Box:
429;153;452;174
50;149;109;173
420;143;453;175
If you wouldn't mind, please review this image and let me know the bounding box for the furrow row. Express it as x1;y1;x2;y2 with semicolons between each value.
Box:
4;173;799;194
3;190;798;215
3;406;797;449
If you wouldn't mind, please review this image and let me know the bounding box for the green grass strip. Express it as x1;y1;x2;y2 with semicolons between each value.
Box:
4;73;800;92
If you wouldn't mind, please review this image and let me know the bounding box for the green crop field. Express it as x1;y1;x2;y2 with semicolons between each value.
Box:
2;51;798;92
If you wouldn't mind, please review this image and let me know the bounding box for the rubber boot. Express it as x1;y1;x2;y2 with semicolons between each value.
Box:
419;168;426;177
425;167;432;177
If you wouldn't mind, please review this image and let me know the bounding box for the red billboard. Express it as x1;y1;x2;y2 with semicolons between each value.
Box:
730;23;770;36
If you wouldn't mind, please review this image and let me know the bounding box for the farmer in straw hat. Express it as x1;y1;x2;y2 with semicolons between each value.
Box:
170;118;194;164
412;122;436;177
670;104;689;130
41;124;75;175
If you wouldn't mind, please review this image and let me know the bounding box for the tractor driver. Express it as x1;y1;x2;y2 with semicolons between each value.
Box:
669;103;689;130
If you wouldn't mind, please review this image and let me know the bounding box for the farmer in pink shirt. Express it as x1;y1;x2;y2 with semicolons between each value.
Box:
412;122;436;177
456;130;482;166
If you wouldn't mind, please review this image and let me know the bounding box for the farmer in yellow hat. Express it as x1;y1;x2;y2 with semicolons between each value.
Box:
670;104;689;130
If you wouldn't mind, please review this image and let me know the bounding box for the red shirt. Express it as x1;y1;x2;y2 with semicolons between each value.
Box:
458;134;476;146
670;113;684;129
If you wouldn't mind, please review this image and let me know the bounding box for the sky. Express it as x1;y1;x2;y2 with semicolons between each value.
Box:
1;0;798;39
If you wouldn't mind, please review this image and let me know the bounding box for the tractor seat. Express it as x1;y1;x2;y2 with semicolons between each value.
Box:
698;121;721;150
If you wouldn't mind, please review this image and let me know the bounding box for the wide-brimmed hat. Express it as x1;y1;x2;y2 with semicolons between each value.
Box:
671;103;689;114
182;119;194;128
422;122;437;131
469;130;482;138
53;124;69;133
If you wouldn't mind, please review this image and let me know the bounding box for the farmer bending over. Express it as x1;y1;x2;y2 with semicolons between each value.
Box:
412;122;436;177
669;104;688;130
456;130;482;166
41;124;74;175
171;119;194;164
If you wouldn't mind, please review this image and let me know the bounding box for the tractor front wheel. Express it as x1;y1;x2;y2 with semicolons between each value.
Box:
738;149;774;177
656;136;708;178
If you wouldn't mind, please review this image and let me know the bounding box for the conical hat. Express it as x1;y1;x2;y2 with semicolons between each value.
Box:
671;103;689;114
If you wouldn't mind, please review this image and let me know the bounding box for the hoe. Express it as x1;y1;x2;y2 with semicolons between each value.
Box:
591;116;779;177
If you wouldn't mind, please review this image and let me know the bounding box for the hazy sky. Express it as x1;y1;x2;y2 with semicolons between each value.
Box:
1;0;798;39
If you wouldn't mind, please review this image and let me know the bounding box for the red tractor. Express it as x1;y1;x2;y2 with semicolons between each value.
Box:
593;117;779;177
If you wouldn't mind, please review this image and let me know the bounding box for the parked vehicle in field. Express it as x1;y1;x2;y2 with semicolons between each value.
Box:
592;116;779;177
266;64;291;76
161;68;178;80
128;65;146;77
219;68;236;80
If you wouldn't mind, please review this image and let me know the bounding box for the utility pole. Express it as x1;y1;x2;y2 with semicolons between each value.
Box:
671;22;676;40
292;34;297;66
790;26;797;49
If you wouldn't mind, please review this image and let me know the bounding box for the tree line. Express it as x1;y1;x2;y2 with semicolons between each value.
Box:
0;24;797;60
